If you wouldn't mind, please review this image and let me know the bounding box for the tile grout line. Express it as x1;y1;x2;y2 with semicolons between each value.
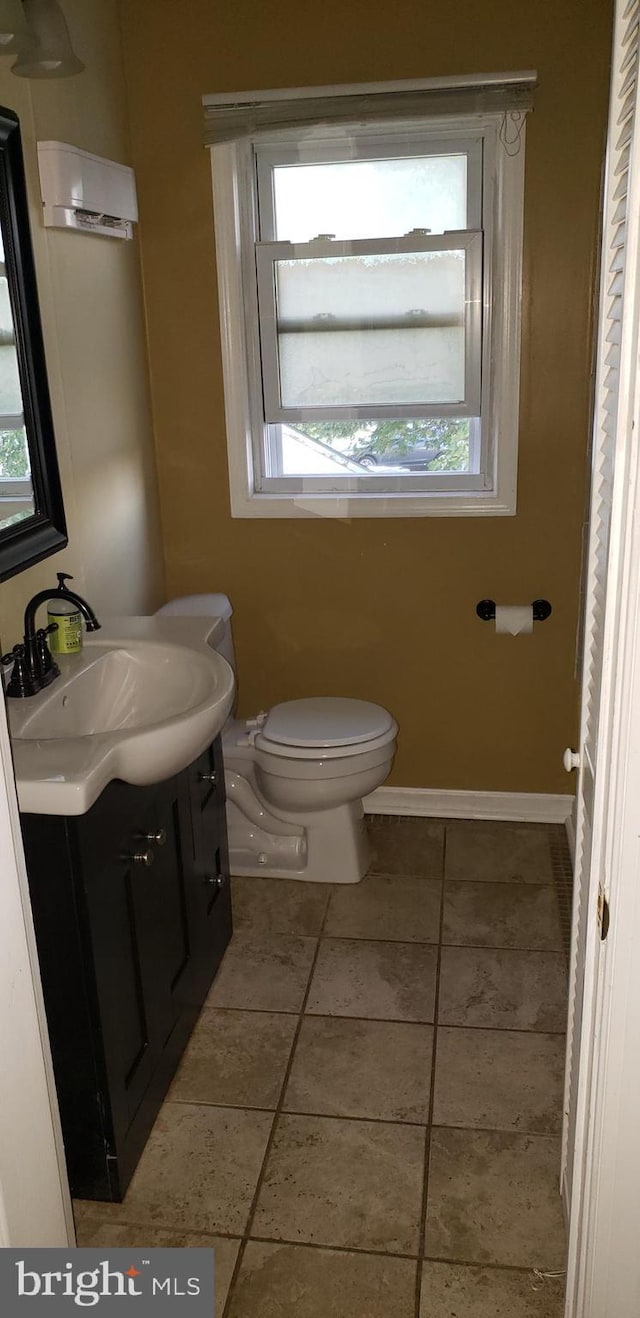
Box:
75;1211;563;1278
194;1001;567;1035
237;1232;565;1274
221;886;332;1317
320;936;563;953
228;923;564;957
242;1229;569;1275
164;1094;562;1140
168;1095;430;1127
414;824;447;1318
226;932;564;953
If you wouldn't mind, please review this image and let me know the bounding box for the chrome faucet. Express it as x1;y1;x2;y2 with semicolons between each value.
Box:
2;572;101;698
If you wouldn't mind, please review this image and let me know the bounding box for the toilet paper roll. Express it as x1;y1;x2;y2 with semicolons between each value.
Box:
494;604;534;636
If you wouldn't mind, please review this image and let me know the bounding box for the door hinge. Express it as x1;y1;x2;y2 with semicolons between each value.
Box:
597;884;610;940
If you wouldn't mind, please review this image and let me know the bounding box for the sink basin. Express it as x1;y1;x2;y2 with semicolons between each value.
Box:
13;643;219;739
9;618;235;815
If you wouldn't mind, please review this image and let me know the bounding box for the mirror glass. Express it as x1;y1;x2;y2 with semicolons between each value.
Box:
0;218;34;530
0;107;66;580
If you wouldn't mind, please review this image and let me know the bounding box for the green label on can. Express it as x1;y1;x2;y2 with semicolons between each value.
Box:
48;610;82;653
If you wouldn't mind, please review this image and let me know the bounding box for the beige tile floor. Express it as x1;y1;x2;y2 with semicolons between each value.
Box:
74;816;568;1317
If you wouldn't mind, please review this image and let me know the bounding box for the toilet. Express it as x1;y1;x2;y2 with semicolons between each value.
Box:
156;594;397;883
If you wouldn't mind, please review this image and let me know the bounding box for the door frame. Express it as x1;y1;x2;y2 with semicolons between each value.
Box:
0;683;72;1246
564;2;640;1300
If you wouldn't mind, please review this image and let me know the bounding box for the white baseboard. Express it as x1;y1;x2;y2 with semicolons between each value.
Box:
364;786;574;825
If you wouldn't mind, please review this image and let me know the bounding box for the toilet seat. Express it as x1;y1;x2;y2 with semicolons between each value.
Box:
255;724;397;762
261;698;394;749
254;698;396;761
223;706;397;764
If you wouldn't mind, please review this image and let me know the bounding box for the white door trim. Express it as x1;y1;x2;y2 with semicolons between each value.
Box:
0;687;72;1246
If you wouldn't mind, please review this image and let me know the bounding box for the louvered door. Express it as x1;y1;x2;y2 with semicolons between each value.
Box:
561;0;639;1216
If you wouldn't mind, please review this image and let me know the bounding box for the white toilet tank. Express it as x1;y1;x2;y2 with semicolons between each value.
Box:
155;594;236;668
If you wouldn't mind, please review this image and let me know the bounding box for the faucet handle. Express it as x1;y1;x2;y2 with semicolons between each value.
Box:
3;644;33;698
35;619;59;674
1;642;24;665
36;625;60;682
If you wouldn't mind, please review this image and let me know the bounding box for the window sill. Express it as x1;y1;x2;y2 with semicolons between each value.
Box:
229;488;517;518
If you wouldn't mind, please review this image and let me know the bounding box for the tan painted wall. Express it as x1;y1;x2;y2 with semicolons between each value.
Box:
121;0;612;794
0;0;164;650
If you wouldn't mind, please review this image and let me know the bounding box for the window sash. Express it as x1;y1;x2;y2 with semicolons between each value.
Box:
256;416;483;489
0;478;32;498
254;133;484;238
255;231;483;424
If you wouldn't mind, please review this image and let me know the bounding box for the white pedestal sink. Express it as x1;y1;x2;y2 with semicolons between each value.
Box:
8;615;235;814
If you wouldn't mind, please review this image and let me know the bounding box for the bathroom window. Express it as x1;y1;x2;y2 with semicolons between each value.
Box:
206;79;531;517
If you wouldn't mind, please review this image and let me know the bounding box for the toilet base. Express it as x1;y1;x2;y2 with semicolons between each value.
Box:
226;798;371;884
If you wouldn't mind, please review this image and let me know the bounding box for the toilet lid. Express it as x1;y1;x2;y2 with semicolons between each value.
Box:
262;698;394;749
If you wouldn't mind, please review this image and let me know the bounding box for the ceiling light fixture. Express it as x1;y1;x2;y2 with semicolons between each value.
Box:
11;0;84;79
0;0;27;51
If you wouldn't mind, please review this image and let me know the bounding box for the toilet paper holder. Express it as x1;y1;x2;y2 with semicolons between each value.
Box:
476;599;552;622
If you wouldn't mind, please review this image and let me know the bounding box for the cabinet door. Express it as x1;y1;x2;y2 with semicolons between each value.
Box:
21;813;118;1199
77;777;192;1140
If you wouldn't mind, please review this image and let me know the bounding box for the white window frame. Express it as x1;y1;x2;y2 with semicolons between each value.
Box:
210;111;526;518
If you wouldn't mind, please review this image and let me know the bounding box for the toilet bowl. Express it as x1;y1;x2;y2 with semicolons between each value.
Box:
156;596;397;883
224;700;397;882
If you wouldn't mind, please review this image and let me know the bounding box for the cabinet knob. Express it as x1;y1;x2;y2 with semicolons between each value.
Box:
123;848;155;868
143;829;167;847
204;874;224;889
199;770;218;785
563;747;581;773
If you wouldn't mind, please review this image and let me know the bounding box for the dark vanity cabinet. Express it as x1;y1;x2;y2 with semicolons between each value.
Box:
20;737;232;1202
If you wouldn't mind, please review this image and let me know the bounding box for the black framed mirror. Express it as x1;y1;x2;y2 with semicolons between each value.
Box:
0;106;66;582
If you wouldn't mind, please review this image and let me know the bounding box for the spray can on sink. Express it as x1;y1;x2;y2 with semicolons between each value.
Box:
47;572;83;654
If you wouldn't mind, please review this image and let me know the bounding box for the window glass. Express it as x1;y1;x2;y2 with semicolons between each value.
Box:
272;153;467;241
261;150;479;476
273;248;467;410
278;418;472;477
0;279;21;416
